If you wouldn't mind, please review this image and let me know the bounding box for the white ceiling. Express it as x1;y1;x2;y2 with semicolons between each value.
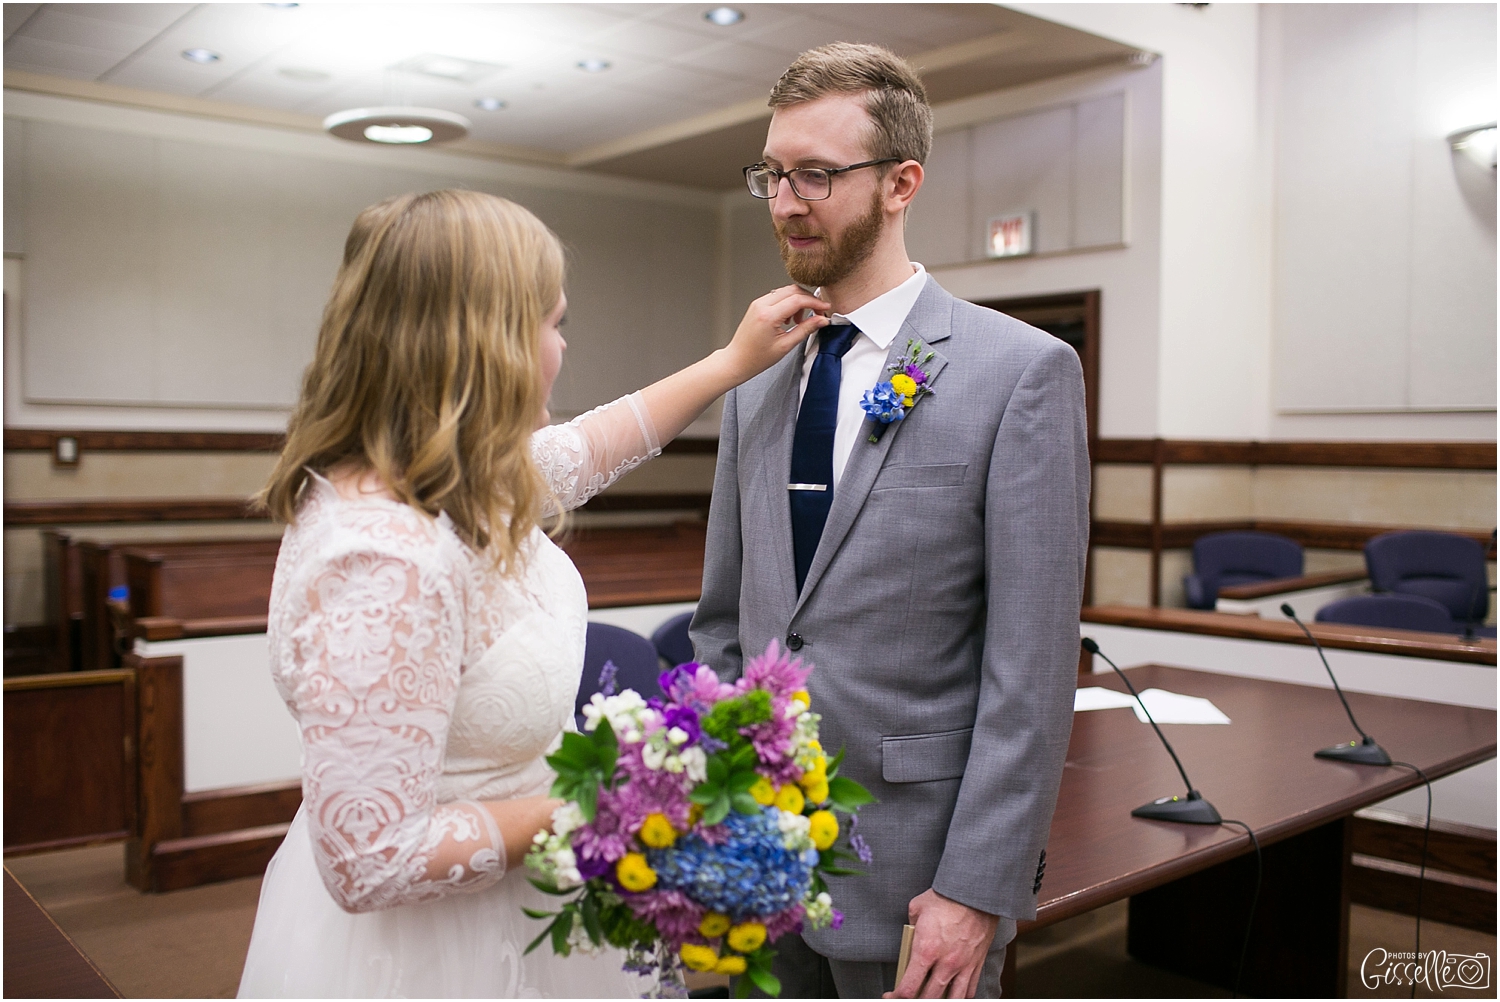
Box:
3;3;1138;189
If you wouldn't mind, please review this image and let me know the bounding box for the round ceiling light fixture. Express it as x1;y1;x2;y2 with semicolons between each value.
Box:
474;97;507;111
323;106;471;145
577;58;611;73
182;48;221;64
704;7;744;26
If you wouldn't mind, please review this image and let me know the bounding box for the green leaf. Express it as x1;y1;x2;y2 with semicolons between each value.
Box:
551;908;575;955
731;790;762;815
828;776;875;811
701;793;731;826
594;717;619;779
732;975;752;999
527;876;571;896
826;748;846;778
746;966;782;997
524;922;554;956
818;865;864;877
706;754;729;786
576;783;598;823
580;892;604;945
728;769;759;794
689;784;720;805
521;906;556;919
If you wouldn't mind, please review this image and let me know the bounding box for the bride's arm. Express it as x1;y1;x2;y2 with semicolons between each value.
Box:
533;286;827;513
289;543;553;912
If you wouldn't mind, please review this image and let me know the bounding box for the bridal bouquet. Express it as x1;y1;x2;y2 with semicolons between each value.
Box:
525;642;874;997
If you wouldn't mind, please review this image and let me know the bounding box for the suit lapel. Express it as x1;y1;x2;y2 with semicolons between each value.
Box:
745;348;805;603
792;281;955;616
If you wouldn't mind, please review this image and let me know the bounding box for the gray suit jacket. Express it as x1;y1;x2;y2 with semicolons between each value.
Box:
690;276;1090;962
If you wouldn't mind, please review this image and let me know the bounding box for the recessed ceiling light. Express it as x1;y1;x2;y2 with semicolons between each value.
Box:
704;7;744;26
278;67;330;83
323;107;471;145
391;53;504;85
474;97;507;111
577;58;611;73
181;48;221;64
263;3;299;8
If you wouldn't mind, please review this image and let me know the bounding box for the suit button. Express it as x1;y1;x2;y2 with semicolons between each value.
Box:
786;633;804;651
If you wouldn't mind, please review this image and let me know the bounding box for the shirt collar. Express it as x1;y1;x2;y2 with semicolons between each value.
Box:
803;263;928;359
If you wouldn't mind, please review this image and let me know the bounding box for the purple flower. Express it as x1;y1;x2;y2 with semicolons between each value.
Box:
830;909;844;930
903;363;928;385
763;904;806;942
661;705;701;746
848;814;874;865
577;852;613;881
623;889;706;944
742;640;811;699
658;663;700;698
572;797;632;867
597;660;619;697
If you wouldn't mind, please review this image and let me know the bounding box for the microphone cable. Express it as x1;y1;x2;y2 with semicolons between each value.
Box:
1387;761;1434;1000
1216;818;1262;999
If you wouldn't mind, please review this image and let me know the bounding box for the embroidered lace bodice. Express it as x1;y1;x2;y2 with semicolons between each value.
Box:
268;394;660;913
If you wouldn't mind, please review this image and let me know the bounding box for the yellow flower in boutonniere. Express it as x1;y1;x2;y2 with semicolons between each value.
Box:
889;373;918;405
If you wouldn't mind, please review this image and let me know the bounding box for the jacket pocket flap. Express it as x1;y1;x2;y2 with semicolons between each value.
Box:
881;727;973;783
871;463;968;491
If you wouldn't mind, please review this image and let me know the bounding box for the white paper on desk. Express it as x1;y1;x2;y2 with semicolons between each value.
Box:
1073;686;1230;724
1074;687;1140;711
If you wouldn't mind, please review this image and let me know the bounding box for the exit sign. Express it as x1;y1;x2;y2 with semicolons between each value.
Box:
987;213;1034;258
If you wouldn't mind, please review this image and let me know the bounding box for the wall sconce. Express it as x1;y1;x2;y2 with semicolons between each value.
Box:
1447;123;1497;173
52;434;80;468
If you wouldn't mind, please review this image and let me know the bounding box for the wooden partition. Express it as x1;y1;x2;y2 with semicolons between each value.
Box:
3;670;136;854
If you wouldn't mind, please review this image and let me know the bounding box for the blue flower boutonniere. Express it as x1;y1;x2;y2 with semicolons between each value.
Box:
858;338;937;443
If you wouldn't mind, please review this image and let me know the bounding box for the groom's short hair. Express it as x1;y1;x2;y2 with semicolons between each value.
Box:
768;42;933;166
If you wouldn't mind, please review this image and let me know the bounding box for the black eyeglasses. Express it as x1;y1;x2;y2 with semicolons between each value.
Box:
743;158;901;200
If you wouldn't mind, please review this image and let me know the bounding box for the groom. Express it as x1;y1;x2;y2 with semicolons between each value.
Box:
690;43;1090;998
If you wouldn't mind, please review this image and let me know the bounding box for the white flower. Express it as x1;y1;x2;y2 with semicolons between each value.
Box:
777;809;814;851
581;690;651;740
641;743;668;771
679;746;708;783
551;801;586;839
663;754;685;774
804;891;836;929
785;698;807;719
667;726;689;746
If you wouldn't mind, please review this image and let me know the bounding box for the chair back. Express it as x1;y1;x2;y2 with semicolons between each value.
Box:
1314;593;1457;634
1364;531;1489;623
1183;531;1304;608
651;611;696;668
577;623;662;725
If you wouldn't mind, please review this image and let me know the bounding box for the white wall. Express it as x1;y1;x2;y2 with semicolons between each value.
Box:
1012;2;1496;443
3;90;723;432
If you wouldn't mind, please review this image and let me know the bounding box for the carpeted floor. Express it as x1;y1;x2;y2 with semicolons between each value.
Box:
6;841;1495;998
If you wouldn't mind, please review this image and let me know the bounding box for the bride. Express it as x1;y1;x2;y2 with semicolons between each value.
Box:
236;189;827;998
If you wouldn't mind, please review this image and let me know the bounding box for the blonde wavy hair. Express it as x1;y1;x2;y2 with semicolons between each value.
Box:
260;189;563;569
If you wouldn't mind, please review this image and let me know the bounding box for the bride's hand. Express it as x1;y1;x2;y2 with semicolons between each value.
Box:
719;285;831;384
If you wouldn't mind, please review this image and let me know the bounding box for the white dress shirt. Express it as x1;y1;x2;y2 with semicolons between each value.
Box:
796;263;928;486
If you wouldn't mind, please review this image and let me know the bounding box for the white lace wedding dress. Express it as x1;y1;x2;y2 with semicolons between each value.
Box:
238;395;663;998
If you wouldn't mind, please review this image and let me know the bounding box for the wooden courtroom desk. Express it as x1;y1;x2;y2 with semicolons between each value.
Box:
1013;664;1496;997
4;866;120;997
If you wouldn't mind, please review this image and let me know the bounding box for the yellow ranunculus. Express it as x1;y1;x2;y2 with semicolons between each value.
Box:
792;689;810;707
890;374;918;398
699;912;732;938
727;921;768;953
615;852;657;892
680;944;718;972
638;813;676;849
774;784;805;814
808;810;839;850
799;755;828;786
714;955;748;975
748;775;776;806
807;739;821;752
802;777;830;805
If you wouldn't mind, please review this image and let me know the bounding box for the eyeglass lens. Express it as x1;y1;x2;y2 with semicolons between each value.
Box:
748;167;829;200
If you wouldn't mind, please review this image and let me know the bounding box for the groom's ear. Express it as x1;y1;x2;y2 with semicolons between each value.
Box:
886;161;923;215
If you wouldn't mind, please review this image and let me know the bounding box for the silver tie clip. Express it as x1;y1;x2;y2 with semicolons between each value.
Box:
787;483;828;492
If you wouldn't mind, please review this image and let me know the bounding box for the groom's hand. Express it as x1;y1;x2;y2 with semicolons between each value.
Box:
885;889;999;999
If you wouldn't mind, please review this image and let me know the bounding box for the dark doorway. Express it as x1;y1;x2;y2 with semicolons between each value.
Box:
970;291;1100;447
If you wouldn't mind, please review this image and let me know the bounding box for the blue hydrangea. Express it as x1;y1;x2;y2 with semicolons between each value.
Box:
647;809;813;919
860;382;907;424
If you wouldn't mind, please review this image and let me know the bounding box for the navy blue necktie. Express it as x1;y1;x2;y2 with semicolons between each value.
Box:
789;323;860;593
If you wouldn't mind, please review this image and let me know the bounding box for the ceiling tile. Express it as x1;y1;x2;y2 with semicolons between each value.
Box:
4;4;43;42
56;3;195;31
4;34;121;78
18;8;160;54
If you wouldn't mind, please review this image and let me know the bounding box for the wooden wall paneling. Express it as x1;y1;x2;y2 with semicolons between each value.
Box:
76;541;121;674
4;497;265;526
1149;439;1164;607
180;780;301;838
148;824;291;893
124;652;183;892
123;546;277;621
1091;439;1496;470
3;670;134;854
3;428;716;455
40;529;82;672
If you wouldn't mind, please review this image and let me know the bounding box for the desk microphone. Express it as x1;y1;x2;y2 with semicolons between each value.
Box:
1080;638;1222;824
1279;603;1391;765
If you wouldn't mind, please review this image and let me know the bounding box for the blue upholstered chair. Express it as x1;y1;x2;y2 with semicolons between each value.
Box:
576;622;662;728
1315;594;1458;634
1364;531;1492;630
1183;531;1304;610
651;611;696;669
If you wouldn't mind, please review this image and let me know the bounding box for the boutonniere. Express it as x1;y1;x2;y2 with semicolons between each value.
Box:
858;338;937;443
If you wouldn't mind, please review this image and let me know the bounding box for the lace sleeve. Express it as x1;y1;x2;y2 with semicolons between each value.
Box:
531;392;662;514
288;543;505;913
